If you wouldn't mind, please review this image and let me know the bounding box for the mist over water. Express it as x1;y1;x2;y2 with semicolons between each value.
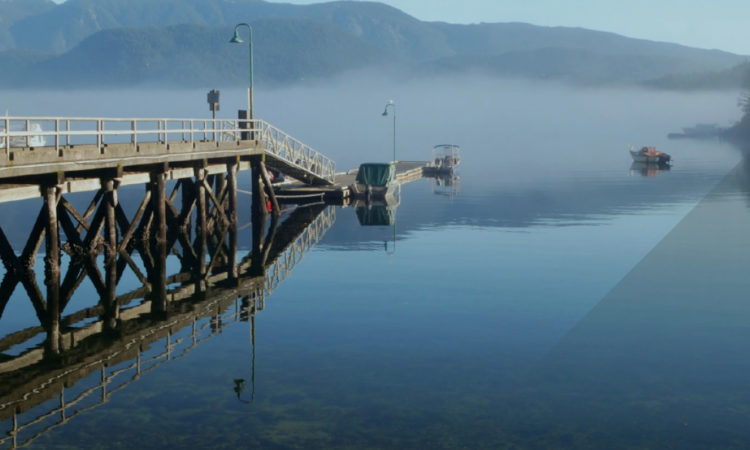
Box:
2;76;741;244
2;74;741;168
2;75;749;448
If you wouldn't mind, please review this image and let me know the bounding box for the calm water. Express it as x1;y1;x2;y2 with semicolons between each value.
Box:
1;78;749;448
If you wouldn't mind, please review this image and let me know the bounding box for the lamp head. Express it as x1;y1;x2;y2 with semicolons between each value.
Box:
229;28;244;44
382;100;394;116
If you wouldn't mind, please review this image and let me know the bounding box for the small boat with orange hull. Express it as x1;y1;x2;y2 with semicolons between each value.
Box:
629;146;671;165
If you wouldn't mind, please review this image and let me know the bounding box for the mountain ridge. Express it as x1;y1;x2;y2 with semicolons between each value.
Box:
1;0;747;89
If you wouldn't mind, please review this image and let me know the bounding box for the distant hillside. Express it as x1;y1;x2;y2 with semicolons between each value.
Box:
9;0;443;58
725;65;750;142
433;22;742;71
8;20;389;87
1;0;748;88
418;47;736;85
0;47;48;72
0;0;54;50
643;61;750;90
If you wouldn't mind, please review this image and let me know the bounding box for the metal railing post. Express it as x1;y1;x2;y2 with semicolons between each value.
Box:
55;119;60;156
132;119;137;151
97;119;103;154
3;117;9;159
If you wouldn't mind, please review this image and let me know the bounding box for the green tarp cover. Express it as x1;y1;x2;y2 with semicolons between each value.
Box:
356;205;396;226
355;163;395;186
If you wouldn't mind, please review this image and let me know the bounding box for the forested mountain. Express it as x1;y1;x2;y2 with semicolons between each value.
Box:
418;48;741;85
7;0;443;58
1;0;747;88
14;20;388;87
0;0;54;50
432;22;742;70
645;62;750;91
725;67;750;142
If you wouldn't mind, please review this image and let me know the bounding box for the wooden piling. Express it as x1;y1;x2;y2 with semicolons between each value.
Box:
151;171;167;245
44;185;60;355
195;166;208;291
227;159;239;281
149;170;168;314
250;157;267;273
259;162;280;218
103;178;120;330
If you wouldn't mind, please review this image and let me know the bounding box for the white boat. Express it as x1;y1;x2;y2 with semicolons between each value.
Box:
629;146;671;165
424;144;461;176
0;122;46;148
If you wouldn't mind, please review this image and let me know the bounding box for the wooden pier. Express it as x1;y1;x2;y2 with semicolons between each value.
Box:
0;114;342;365
0;110;463;450
0;112;444;448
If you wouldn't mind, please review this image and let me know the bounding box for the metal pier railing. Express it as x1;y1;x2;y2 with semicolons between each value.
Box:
0;116;335;184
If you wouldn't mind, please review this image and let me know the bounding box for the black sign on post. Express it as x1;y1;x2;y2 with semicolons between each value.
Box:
238;110;251;140
207;89;220;119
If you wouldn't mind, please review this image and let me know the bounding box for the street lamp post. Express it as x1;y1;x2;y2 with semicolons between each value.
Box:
229;23;254;121
382;100;396;162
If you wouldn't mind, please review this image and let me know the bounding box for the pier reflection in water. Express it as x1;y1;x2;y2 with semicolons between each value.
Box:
0;171;335;448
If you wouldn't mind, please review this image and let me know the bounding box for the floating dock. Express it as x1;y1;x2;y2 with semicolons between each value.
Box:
275;160;428;204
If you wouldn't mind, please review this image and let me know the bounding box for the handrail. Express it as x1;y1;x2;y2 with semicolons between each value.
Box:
256;120;336;183
0;116;335;184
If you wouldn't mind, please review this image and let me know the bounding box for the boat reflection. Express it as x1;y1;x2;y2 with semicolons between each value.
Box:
430;173;461;197
352;198;399;255
0;200;334;449
354;196;399;227
630;161;671;177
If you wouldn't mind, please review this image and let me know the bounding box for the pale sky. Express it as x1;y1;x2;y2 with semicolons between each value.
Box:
49;0;750;55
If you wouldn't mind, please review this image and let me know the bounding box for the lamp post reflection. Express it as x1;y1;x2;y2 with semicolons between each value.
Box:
384;221;396;256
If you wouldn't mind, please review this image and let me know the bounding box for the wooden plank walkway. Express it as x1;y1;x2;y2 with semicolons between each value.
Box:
275;161;428;203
